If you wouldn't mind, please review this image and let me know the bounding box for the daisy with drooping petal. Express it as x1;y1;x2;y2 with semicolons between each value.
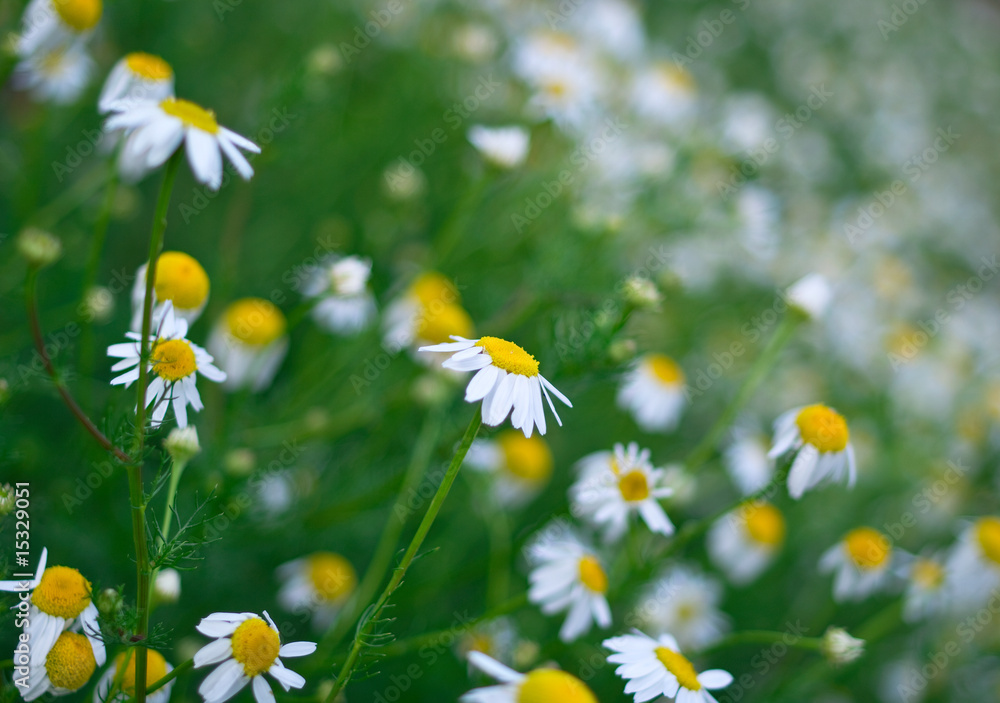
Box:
13;43;94;105
93;649;174;703
382;272;473;352
617;353;686;433
570;442;675;543
707;502;786;585
819;527;896;602
418;336;571;438
465;430;554;507
604;630;733;703
129;251;210;332
108;301;226;428
301;255;377;336
276;552;357;631
22;631;98;702
98;52;174;114
946;517;1000;610
104;97;260;189
527;527;611;642
768;403;857;499
461;651;598;703
467;125;531;169
15;0;101;58
903;554;950;622
207;298;288;393
193;611;316;703
635;566;729;651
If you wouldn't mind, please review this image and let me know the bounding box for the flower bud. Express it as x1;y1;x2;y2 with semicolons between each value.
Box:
164;426;200;464
224;448;256;477
822;627;864;665
96;587;124;617
18;228;62;267
623;276;662;309
153;568;181;604
786;273;832;320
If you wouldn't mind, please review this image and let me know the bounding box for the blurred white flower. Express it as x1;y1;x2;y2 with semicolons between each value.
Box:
207;299;288;393
617;353;686;432
302;255;377;335
14;44;94;105
819;527;896;602
465;430;553;507
130;251;211;332
93;649;173;703
636;566;730;650
154;568;181;604
460;651;597;703
467;125;530;169
277;553;357;630
99;52;174;114
769;403;856;499
786;272;833;319
708;502;786;585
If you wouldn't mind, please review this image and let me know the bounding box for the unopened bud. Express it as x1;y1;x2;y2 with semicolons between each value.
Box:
18;228;62;267
822;627;864;665
96;587;124;617
623;276;662;309
164;426;200;464
153;568;181;604
224;448;256;477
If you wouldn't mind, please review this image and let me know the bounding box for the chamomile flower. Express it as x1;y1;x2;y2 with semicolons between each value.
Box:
276;552;357;631
456;619;518;670
382;272;473;351
526;529;611;642
419;336;572;438
946;517;1000;609
22;631;98;702
570;442;675;543
466;430;554;507
16;0;102;58
207;299;288;393
707;502;786;585
631;62;698;128
467;125;531;169
635;567;729;651
98;52;174;114
13;44;94;105
617;353;686;433
301;255;377;336
723;427;774;495
109;301;226;428
129;251;211;332
193;611;316;703
93;649;174;703
104;97;260;189
0;548;106;670
819;527;896;602
461;651;597;703
768;403;857;499
903;555;950;622
604;630;733;703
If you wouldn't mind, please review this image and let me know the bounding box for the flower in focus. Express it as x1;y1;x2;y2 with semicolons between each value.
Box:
465;430;554;507
819;527;896;602
276;552;357;630
708;502;786;585
419;336;572;438
570;442;675;542
23;631;98;701
104;97;260;189
301;255;377;336
383;272;473;351
769;403;857;499
723;428;775;495
604;630;733;703
821;627;865;665
460;651;598;703
946;517;1000;609
617;353;686;433
13;44;94;105
98;52;174;114
130;251;211;332
635;566;729;650
902;555;950;622
467;125;530;169
109;302;226;428
16;0;102;58
93;649;174;703
208;298;288;393
193;611;316;703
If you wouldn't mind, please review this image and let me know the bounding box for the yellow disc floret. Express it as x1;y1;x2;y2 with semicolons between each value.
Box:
518;669;598;703
154;252;209;310
744;503;786;547
307;552;357;602
411;272;461;307
844;527;891;570
45;632;96;691
618;470;650;502
911;558;945;589
32;566;91;619
114;649;168;696
160;98;219;134
654;647;701;691
646;354;684;385
230;618;280;677
152;339;197;382
477;337;539;377
417;302;474;344
975;517;1000;565
125;52;173;81
53;0;102;32
577;555;607;594
225;298;287;346
498;431;553;483
795;404;849;453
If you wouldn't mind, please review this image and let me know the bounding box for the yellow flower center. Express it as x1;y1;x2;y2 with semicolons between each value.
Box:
114;650;168;696
160;98;219;134
476;337;539;377
577;555;607;594
230;618;280;678
125;52;173;80
154;251;209;310
656;62;696;93
795;404;849;453
518;669;597;703
911;558;944;589
744;503;786;547
497;431;553;483
45;632;96;691
646;354;684;385
416;302;474;345
306;552;357;601
654;647;701;691
53;0;101;31
225;298;287;346
975;517;1000;565
152;338;197;382
411;272;461;307
844;527;891;570
618;470;650;502
32;566;91;619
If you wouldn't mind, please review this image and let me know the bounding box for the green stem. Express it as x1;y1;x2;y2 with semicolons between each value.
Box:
324;411;482;702
696;630;823;656
147;657;191;694
29;164;113;230
159;457;188;547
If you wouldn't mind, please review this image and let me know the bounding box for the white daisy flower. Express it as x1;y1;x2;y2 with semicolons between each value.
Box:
570;442;675;543
526;528;611;642
707;502;786;585
456;619;518;671
465;430;553;507
604;630;733;703
103;96;260;189
207;298;288;393
22;631;98;702
616;354;686;433
129;251;211;332
382;272;472;352
153;568;181;605
635;567;729;651
108;301;226;428
276;552;357;631
467;125;530;169
302;255;377;336
418;336;572;438
98;52;174;114
768;403;857;499
92;648;174;703
785;272;833;320
723;429;774;495
461;651;597;703
511;32;603;132
13;43;94;105
902;555;950;622
819;527;896;602
630;62;698;128
946;517;1000;610
193;611;316;703
15;0;101;58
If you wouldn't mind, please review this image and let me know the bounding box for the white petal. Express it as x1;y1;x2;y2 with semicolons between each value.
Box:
187;129;223;189
278;642;317;658
252;675;276;703
698;669;734;689
467;651;522;684
194;638;233;668
465;364;500;402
